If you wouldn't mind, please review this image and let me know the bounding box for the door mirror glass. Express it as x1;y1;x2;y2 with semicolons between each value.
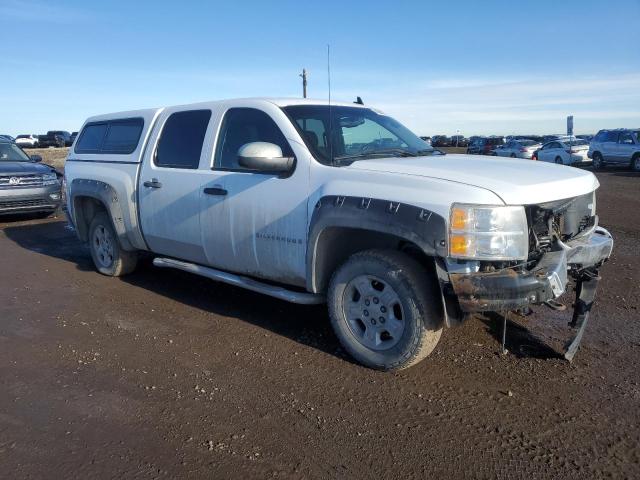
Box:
30;155;42;162
237;142;294;173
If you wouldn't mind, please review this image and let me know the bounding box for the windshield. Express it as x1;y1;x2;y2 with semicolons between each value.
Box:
0;142;31;162
282;105;437;165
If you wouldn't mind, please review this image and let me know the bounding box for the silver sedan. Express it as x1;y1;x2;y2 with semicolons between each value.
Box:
495;139;541;159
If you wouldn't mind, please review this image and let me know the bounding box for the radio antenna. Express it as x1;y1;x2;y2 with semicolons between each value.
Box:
327;44;333;164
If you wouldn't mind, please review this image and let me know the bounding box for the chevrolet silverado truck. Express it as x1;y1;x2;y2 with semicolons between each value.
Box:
64;98;613;370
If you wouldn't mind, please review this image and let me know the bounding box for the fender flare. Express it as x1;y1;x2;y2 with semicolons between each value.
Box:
69;178;134;251
306;195;448;292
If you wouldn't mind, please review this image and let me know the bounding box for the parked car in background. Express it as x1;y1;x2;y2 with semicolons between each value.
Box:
577;134;593;142
450;135;468;147
542;134;566;144
495;139;541;159
466;137;484;154
467;136;505;155
49;130;73;146
0;139;62;216
431;135;451;147
70;131;79;144
38;131;66;148
0;135;15;142
15;134;40;148
536;138;590;165
513;135;544;143
588;128;640;171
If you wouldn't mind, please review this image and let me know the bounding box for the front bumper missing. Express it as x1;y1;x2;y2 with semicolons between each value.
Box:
449;226;613;360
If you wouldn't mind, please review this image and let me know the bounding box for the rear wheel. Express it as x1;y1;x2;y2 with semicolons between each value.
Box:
510;153;516;158
593;152;603;170
631;154;640;172
555;156;563;165
89;212;138;276
327;249;443;370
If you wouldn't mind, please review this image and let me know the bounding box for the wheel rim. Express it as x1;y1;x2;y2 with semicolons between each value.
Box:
342;275;405;351
634;157;640;171
594;155;601;168
93;224;114;268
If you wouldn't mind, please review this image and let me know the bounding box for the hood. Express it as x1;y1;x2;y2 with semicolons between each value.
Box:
347;154;599;205
0;161;54;176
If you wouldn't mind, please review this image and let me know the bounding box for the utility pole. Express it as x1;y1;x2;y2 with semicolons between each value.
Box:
300;68;307;98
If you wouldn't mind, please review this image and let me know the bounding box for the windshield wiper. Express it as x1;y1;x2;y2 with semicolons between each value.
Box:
333;149;417;165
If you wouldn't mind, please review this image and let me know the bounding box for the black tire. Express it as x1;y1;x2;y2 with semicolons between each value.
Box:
510;153;516;158
631;154;640;172
327;249;443;370
555;156;563;165
592;152;603;170
88;211;138;276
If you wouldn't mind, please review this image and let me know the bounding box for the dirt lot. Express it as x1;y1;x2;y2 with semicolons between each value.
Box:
1;169;639;479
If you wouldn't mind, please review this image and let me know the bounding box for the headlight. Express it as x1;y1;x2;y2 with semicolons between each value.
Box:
42;173;59;185
449;204;528;260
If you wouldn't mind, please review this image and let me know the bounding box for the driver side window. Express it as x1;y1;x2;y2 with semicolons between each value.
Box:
214;108;293;170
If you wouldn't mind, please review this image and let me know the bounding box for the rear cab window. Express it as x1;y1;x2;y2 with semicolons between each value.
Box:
75;118;144;154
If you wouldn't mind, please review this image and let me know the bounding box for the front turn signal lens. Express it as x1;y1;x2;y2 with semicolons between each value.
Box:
450;207;471;230
450;234;474;256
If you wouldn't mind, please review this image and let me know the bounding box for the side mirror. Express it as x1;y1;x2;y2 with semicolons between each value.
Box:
238;142;294;173
30;155;42;162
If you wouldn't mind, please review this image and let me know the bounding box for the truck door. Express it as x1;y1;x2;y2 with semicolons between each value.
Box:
139;108;221;264
200;107;309;287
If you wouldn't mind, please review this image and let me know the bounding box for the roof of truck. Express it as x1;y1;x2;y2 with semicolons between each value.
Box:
83;98;368;124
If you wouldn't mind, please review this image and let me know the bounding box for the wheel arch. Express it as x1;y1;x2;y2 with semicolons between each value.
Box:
306;195;448;294
69;179;135;251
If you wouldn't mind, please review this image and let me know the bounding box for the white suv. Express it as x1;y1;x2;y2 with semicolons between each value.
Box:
588;128;640;171
15;134;40;148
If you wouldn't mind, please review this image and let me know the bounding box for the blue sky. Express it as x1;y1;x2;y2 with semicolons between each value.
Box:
1;0;639;136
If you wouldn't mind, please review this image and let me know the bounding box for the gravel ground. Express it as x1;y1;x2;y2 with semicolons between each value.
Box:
0;169;638;479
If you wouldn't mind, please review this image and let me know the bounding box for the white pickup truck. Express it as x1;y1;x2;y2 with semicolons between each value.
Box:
65;98;613;370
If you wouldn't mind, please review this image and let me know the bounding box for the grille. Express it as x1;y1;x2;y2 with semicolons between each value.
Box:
0;198;53;209
0;174;44;188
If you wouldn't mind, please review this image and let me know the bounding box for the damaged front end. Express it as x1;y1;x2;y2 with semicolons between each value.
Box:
445;192;613;360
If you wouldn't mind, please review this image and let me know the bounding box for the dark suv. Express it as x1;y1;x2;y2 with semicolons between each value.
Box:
467;137;505;155
0;140;62;215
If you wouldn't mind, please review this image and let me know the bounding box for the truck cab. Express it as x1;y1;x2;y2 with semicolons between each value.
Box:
65;98;613;370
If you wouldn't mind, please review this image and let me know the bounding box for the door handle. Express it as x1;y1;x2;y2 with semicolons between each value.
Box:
204;186;227;196
143;178;162;188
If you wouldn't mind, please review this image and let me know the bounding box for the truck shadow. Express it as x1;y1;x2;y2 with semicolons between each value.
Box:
478;312;562;359
2;217;94;271
3;219;564;363
1;219;351;363
124;260;350;361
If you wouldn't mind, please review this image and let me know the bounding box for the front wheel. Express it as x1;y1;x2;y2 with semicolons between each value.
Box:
555;156;563;165
89;212;138;276
631;154;640;172
592;152;603;170
327;250;443;370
